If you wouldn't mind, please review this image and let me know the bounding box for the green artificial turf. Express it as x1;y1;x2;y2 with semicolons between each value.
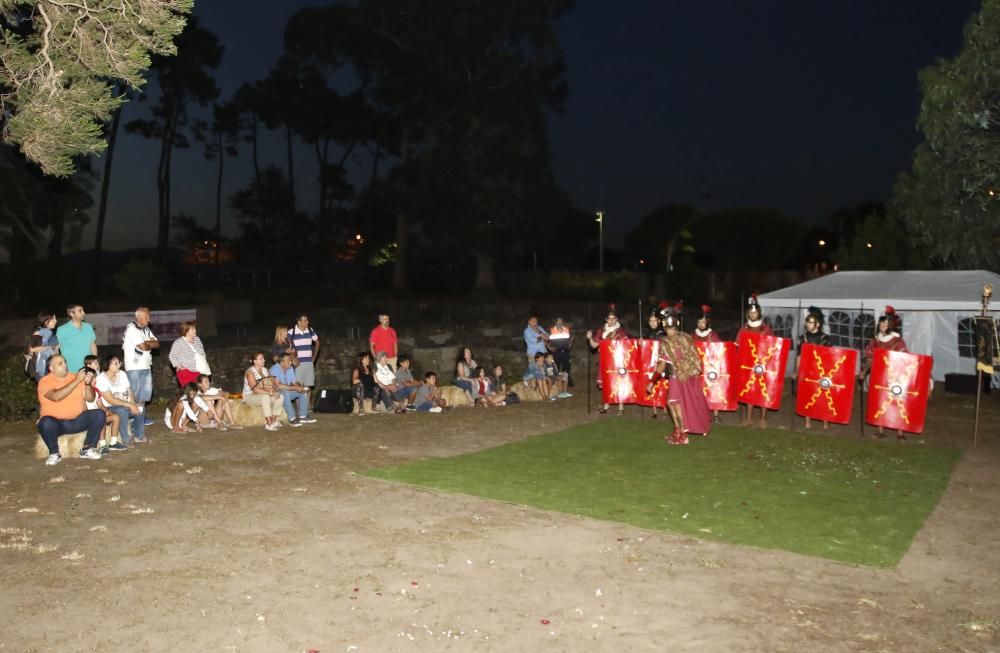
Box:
365;423;962;567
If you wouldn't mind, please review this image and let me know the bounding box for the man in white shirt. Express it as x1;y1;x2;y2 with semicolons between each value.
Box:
122;307;159;427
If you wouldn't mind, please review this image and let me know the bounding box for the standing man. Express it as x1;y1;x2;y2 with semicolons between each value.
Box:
289;313;320;411
122;306;159;427
524;315;549;366
37;355;107;465
56;304;98;373
549;316;575;388
369;312;398;370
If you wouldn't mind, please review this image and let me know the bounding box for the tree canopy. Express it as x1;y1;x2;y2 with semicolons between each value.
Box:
894;0;1000;269
0;0;194;176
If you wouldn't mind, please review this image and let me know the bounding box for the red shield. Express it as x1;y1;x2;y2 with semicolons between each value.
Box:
865;350;933;434
694;341;737;411
734;331;791;410
635;339;669;408
795;344;858;425
599;339;642;405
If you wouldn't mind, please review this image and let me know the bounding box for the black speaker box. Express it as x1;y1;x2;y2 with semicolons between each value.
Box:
944;373;990;395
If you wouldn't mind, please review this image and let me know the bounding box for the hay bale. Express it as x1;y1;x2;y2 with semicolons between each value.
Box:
229;398;289;427
33;432;87;459
510;381;543;402
438;385;473;408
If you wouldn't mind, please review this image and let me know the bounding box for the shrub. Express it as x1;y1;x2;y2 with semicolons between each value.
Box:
0;356;38;421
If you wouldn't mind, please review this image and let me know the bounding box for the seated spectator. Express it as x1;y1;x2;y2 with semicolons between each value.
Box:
84;354;121;453
351;352;378;416
523;352;555;400
545;352;571;398
196;374;242;430
243;351;282;431
394;355;422;393
453;346;479;402
96;354;146;447
271;325;295;365
27;311;59;383
270;353;316;426
474;367;507;407
491;364;508;395
36;355;106;465
166;383;205;433
412;372;447;413
373;351;404;413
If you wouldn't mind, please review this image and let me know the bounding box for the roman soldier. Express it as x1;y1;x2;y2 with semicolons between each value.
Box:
587;304;630;415
692;304;721;343
864;305;909;439
738;293;771;428
648;308;712;444
646;302;667;339
798;306;832;431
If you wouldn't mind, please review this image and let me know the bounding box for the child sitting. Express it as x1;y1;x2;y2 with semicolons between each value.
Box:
544;352;571;398
165;383;205;433
474;367;506;407
196;374;242;430
523;352;554;400
84;354;124;452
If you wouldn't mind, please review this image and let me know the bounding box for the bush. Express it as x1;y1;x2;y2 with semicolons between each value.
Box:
115;259;170;300
0;356;38;421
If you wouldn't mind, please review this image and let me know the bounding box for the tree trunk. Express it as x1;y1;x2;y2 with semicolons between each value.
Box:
215;129;224;279
472;250;497;293
250;112;261;187
391;127;410;291
286;125;296;212
93;100;123;289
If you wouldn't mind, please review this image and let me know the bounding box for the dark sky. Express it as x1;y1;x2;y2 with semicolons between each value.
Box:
88;0;979;250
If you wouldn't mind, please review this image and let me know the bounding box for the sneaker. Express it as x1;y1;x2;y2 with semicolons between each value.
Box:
549;396;558;401
264;423;278;432
557;392;571;399
163;408;172;429
79;447;102;460
132;437;147;444
98;446;110;456
108;442;128;451
288;419;303;428
298;417;317;424
429;406;443;413
143;417;154;427
45;453;61;466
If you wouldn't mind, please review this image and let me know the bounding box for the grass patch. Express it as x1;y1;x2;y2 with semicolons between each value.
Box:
365;423;962;567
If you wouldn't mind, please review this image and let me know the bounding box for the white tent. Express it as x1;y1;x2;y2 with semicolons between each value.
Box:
756;270;1000;382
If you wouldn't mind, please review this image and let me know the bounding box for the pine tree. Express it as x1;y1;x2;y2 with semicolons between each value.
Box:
0;0;193;177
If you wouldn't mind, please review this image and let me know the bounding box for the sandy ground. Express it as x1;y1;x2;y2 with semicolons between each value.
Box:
1;389;999;653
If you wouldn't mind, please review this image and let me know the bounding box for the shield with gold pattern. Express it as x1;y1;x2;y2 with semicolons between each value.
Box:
795;344;858;424
694;340;737;411
734;331;791;410
865;350;933;434
599;338;641;405
636;339;669;408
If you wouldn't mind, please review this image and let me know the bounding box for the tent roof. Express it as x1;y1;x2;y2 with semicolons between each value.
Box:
757;270;1000;311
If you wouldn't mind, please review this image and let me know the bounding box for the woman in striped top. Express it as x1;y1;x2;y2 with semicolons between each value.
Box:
168;321;211;388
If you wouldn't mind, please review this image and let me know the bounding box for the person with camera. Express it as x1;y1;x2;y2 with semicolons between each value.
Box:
37;355;107;465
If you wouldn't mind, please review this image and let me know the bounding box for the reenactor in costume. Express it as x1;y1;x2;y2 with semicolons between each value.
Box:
692;304;720;343
648;307;712;444
737;294;771;427
864;305;908;439
798;306;832;431
587;304;630;415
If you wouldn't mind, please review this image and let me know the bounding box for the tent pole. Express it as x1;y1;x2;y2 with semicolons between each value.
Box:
790;299;800;432
638;299;644;419
973;369;982;453
859;302;866;439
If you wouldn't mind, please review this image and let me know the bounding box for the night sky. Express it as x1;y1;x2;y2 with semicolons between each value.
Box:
88;0;979;251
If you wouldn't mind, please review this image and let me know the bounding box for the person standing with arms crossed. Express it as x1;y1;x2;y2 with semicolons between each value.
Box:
369;312;398;370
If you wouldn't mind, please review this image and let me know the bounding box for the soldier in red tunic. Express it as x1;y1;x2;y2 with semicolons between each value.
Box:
864;305;908;439
587;304;630;415
737;294;772;428
692;304;721;343
798;306;833;431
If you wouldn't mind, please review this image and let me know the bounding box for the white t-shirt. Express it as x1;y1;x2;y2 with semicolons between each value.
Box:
96;371;133;408
374;362;396;386
122;322;158;371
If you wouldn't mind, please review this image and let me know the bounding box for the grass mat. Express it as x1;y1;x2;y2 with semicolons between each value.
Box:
365;422;962;567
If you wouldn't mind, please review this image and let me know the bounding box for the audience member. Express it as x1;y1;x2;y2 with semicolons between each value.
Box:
373;351;404;413
288;314;319;412
523;315;549;366
168;321;211;388
544;351;571;398
196;374;242;430
84;355;121;453
36;355;106;465
491;364;508;395
271;325;295;364
270;353;316;426
412;372;446;413
122;306;159;427
523;352;555;400
96;354;146;447
454;346;479;402
548;316;574;388
243;351;282;431
167;383;204;433
393;355;421;404
369;312;398;369
28;311;59;383
350;352;377;416
474;367;506;407
56;304;97;372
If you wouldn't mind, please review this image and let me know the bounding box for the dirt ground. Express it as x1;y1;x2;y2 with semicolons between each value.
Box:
2;387;999;653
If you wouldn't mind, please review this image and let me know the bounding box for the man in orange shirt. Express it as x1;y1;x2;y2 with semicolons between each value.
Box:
37;355;107;465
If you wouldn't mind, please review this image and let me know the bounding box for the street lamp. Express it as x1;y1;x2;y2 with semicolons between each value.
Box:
595;211;604;274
